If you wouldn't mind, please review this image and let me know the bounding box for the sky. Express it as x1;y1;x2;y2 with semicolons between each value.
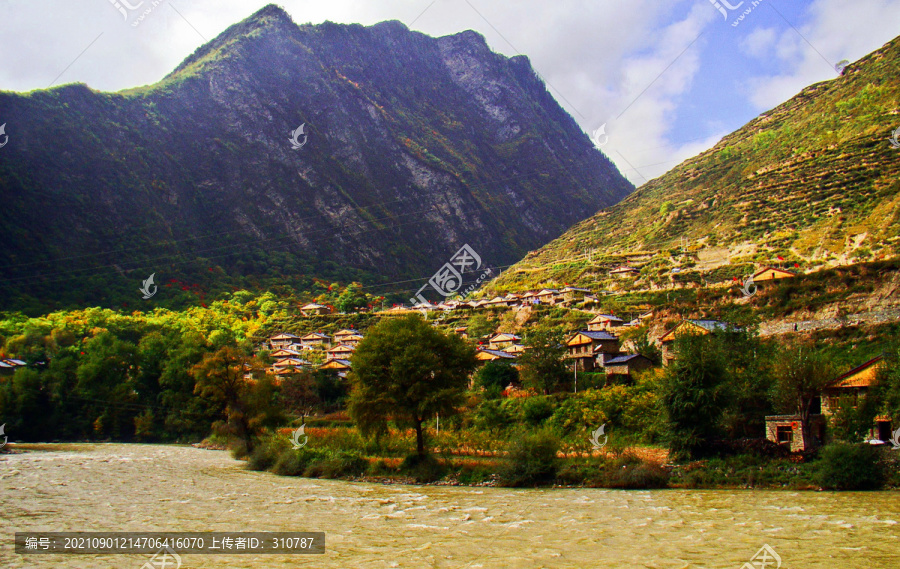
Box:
0;0;898;185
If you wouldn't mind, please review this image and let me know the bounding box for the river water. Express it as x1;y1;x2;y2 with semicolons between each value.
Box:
2;444;899;568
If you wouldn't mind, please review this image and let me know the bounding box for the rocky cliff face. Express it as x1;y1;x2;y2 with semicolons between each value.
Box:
0;5;632;310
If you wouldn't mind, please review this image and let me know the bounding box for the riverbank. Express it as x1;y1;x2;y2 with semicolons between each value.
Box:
240;433;900;491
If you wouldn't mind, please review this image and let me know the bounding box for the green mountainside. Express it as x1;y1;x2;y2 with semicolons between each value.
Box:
491;35;900;294
0;4;632;314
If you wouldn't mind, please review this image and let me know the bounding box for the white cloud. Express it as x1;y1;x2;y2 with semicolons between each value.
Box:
597;3;714;183
740;26;778;59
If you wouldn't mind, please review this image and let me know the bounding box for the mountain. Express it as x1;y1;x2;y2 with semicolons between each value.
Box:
491;35;900;293
0;5;633;313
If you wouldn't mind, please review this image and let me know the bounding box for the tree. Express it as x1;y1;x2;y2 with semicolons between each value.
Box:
659;332;729;461
76;331;139;439
717;327;773;439
335;282;368;313
281;370;320;420
770;342;834;449
872;348;900;429
348;314;476;458
466;314;496;340
629;328;662;366
518;327;569;394
475;360;519;398
191;347;282;452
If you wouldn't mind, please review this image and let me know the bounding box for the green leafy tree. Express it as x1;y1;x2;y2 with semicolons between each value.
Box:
191;347;282;452
281;370;320;420
519;327;569;394
348;314;476;458
770;342;835;449
315;370;349;412
466;314;496;340
873;349;900;429
335;282;368;313
718;327;773;439
659;333;729;461
629;328;662;366
475;360;519;398
158;330;216;439
76;331;140;439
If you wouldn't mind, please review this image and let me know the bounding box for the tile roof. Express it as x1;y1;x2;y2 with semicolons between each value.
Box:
829;356;884;388
604;354;648;365
477;349;517;359
575;330;618;341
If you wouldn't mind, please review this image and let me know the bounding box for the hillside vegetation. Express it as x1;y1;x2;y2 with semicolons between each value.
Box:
491;34;900;294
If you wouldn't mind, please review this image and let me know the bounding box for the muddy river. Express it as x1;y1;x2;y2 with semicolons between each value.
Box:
2;444;899;568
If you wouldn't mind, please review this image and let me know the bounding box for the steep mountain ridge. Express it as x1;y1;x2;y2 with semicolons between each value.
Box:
0;4;632;312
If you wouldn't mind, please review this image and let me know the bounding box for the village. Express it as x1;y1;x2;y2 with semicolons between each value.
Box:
256;264;894;453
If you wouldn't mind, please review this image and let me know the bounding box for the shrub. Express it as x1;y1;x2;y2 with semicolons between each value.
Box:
474;399;515;433
454;461;495;485
230;440;250;461
475;361;519;397
557;454;669;488
498;430;560;487
246;435;290;471
609;457;670;489
815;443;883;490
270;447;327;476
367;458;399;477
400;453;447;483
272;449;306;476
557;456;609;486
522;396;555;426
305;450;368;479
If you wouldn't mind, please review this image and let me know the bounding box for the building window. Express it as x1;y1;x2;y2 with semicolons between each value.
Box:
776;426;793;444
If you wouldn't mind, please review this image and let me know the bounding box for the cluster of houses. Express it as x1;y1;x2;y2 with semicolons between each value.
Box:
406;286;610;312
257;267;891;450
470;313;655;381
259;329;365;379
